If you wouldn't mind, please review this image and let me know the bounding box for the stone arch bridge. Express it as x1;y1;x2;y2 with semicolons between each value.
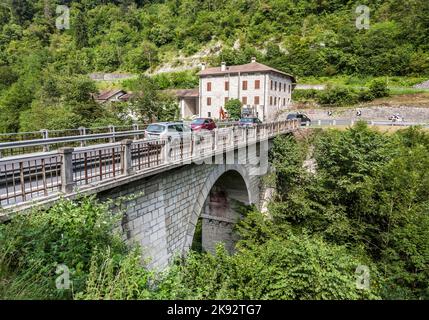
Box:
0;120;298;269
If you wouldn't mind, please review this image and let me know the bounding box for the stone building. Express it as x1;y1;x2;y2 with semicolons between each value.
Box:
197;58;296;121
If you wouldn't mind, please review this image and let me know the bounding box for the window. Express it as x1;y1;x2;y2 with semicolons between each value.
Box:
255;80;260;89
275;81;277;91
270;80;273;90
208;112;211;118
207;97;212;106
242;80;248;90
225;81;229;91
254;96;260;105
288;85;291;94
207;82;212;92
274;97;277;105
283;98;286;106
279;83;282;92
242;96;247;105
270;96;273;105
224;97;229;105
284;83;287;92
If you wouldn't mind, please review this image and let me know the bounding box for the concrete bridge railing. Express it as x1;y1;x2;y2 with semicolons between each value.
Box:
0;120;299;213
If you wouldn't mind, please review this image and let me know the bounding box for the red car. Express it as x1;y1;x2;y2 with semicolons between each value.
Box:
190;118;217;131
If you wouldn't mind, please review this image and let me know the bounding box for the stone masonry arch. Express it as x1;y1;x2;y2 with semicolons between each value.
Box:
183;164;256;254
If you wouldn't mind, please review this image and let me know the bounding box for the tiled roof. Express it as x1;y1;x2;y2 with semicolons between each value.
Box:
119;93;135;101
96;89;126;100
198;62;296;82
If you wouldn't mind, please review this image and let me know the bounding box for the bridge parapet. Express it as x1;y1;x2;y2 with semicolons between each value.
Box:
0;120;298;214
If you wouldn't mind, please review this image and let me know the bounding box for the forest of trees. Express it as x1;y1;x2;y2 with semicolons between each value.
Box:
1;124;428;300
0;0;429;132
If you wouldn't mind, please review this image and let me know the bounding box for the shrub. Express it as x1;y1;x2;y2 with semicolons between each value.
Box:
368;79;390;98
225;99;242;120
0;196;126;299
292;89;319;102
317;86;358;106
357;89;376;102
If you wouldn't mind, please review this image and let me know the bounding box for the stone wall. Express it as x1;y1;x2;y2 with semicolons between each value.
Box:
98;159;261;269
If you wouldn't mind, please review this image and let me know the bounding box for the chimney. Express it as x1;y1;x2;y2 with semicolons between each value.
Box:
201;62;206;71
221;62;226;71
251;57;256;63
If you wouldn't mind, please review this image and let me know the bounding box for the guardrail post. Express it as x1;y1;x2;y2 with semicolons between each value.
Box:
59;148;75;194
161;138;169;163
41;129;49;152
132;123;139;140
78;127;87;147
121;139;134;175
108;125;116;143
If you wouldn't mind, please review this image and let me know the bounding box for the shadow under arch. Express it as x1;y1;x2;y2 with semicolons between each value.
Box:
183;165;253;254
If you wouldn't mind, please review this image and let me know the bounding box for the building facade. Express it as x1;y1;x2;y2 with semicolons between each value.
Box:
197;58;296;121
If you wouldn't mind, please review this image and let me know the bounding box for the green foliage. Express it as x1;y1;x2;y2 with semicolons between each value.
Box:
0;196;126;299
0;0;428;132
75;247;155;300
159;236;380;300
17;74;116;131
74;9;89;49
224;98;242;120
269;124;429;299
368;79;390;98
129;75;179;122
317;86;358;106
152;70;199;90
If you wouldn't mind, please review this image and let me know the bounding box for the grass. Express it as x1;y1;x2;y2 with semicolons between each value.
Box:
317;125;429;133
364;92;429;107
298;75;427;87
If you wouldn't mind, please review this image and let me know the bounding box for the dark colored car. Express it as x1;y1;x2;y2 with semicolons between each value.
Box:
190;118;217;131
287;113;312;126
238;117;262;127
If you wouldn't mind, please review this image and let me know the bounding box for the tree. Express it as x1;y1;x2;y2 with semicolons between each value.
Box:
130;75;179;122
74;9;89;49
224;98;242;120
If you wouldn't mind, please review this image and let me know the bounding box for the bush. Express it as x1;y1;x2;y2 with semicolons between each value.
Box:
317;86;358;106
292;89;319;102
225;98;242;120
0;196;126;299
368;79;390;98
357;89;376;102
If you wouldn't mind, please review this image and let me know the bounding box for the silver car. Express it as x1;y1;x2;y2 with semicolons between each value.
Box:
145;122;192;140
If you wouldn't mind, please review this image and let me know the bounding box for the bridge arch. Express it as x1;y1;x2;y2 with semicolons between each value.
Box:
183;164;255;254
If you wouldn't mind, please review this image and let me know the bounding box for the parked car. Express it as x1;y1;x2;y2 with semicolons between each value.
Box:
286;113;312;126
238;117;262;127
145;122;191;140
190;118;217;131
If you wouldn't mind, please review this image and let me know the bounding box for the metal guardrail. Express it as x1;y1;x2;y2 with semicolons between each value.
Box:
0;120;299;209
308;119;429;128
0;122;238;158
